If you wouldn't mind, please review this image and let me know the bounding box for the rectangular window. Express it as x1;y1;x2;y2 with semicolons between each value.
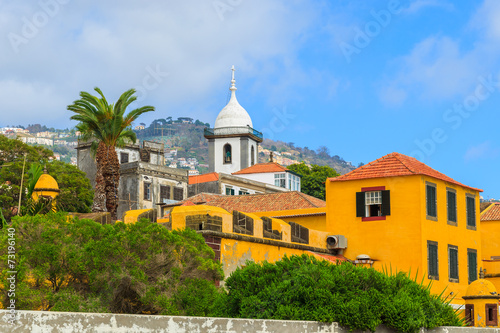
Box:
448;245;459;282
238;190;249;195
160;185;170;202
225;187;235;195
144;183;151;201
356;188;390;220
274;173;286;188
426;183;437;220
465;304;474;326
466;195;476;229
427;241;439;280
468;248;477;283
120;152;129;164
486;304;498;326
173;187;183;201
447;188;457;225
289;221;309;244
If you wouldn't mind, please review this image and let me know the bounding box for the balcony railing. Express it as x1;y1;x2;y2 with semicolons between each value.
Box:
204;126;263;140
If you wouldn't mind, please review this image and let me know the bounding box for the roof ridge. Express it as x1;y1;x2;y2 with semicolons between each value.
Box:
391;152;416;174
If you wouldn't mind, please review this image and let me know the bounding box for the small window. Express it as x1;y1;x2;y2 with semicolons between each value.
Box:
356;189;391;219
466;194;476;229
226;187;235;195
426;182;437;220
427;241;439;280
233;211;253;235
448;245;459;282
144;183;151;201
251;146;255;165
468;248;477;283
274;173;286;188
160;185;171;202
173;187;183;201
486;304;498;326
120;152;129;164
289;222;309;244
465;304;474;326
238;189;249;195
447;188;457;225
223;144;232;164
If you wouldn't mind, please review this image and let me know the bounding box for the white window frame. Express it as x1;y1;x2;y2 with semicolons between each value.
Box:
365;191;382;217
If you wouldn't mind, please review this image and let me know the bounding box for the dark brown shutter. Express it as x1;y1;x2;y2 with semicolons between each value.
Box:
381;190;391;216
356;192;365;217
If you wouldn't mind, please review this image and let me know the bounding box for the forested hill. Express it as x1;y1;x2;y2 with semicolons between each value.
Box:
135;118;356;174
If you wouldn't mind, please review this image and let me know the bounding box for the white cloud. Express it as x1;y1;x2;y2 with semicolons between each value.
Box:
0;1;320;128
378;0;500;106
464;141;499;161
401;0;454;15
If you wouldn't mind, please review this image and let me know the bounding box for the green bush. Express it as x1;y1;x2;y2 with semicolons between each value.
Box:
0;213;223;315
215;255;461;332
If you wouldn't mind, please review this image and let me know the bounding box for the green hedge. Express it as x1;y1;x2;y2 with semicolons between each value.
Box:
214;255;462;332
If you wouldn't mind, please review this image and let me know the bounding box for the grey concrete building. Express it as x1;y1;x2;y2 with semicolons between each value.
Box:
76;140;188;219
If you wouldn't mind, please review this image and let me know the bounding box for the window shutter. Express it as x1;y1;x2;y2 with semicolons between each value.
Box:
449;247;458;280
381;190;391;216
448;191;456;222
356;192;365;217
427;186;437;217
428;242;438;279
468;250;477;282
467;197;476;227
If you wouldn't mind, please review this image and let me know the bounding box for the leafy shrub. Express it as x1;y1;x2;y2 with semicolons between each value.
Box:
0;213;223;315
215;255;461;332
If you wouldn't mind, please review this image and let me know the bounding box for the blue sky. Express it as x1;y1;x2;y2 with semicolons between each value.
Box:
1;0;500;199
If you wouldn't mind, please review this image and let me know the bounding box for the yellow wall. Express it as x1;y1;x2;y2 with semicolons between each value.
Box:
254;207;327;231
326;174;482;305
169;205;332;278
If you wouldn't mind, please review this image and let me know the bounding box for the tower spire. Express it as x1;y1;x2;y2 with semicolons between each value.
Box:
230;65;237;94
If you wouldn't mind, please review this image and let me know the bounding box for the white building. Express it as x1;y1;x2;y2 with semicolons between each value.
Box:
232;162;301;192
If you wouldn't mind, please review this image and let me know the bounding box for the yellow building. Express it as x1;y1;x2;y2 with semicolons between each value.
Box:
157;192;342;280
481;203;500;291
326;152;482;306
463;279;499;327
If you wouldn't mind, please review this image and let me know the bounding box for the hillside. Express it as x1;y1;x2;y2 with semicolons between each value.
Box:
3;119;356;175
135;118;356;174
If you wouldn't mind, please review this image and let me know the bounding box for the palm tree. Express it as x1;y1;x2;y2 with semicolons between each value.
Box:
68;87;154;219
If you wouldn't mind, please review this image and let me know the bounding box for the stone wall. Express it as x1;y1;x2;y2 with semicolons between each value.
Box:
1;310;498;333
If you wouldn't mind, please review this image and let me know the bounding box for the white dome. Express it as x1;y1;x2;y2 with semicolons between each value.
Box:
214;93;253;129
214;66;253;129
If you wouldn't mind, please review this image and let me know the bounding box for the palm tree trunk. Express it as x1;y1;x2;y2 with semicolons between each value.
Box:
91;142;107;213
102;145;120;220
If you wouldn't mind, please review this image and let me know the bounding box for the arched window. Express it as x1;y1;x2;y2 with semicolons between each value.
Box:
251;146;255;165
223;144;232;164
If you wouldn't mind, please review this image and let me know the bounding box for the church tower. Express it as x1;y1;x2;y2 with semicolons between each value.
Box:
204;66;263;174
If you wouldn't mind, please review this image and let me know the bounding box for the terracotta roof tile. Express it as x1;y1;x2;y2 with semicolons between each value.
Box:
328;152;482;192
481;203;500;221
188;172;219;185
179;191;325;212
232;162;289;175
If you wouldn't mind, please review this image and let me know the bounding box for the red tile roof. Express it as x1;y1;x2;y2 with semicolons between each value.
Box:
328;152;482;192
481;203;500;221
232;162;289;175
178;191;325;213
188;172;219;185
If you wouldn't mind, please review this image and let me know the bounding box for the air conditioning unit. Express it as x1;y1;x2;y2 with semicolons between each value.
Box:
327;235;347;250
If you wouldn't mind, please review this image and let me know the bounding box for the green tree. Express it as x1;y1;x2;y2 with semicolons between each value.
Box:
68;87;155;219
48;160;93;213
0;136;54;221
287;162;340;200
0;213;223;314
215;255;461;332
0;136;93;219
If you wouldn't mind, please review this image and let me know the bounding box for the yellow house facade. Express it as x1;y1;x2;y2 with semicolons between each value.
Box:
326;153;482;306
480;203;500;291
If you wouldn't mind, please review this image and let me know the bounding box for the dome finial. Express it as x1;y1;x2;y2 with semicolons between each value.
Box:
230;65;237;93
